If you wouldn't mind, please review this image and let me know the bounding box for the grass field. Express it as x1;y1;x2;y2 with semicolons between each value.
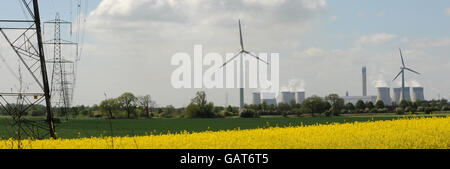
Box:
2;117;448;149
0;113;448;139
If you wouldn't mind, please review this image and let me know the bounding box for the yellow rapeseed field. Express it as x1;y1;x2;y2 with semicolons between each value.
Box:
1;117;449;149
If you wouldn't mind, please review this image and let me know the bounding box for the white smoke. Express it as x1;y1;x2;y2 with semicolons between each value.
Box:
372;74;389;88
395;80;422;87
281;78;306;92
261;92;276;99
408;80;422;87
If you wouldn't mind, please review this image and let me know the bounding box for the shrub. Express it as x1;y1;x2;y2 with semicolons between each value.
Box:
30;110;46;117
369;108;378;114
281;111;288;118
325;110;332;117
441;105;450;111
377;108;387;114
220;110;233;117
405;106;414;114
159;112;171;118
432;106;440;111
417;106;424;112
298;107;312;116
239;109;259;118
395;107;405;115
292;108;303;117
424;107;433;114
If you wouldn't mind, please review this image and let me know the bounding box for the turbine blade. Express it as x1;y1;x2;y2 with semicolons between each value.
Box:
220;51;242;68
239;20;244;50
399;48;405;67
244;51;269;65
393;71;402;81
405;68;420;75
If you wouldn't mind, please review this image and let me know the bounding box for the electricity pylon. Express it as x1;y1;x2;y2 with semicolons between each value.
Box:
44;13;78;120
0;0;56;139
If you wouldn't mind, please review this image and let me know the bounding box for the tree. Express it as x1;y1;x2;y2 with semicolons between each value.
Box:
355;100;365;110
303;96;327;117
326;94;345;116
277;102;291;114
366;101;375;110
375;100;385;109
186;91;215;118
440;99;448;108
399;100;410;108
138;95;157;119
118;92;137;119
345;103;355;111
100;98;120;119
298;106;312;116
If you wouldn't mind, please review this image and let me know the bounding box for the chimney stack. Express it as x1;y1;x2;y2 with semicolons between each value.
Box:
362;67;367;96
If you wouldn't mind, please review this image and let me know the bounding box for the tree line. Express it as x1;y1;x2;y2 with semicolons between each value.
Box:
0;92;448;119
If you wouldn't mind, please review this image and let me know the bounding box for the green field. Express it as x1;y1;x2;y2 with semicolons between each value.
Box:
0;113;448;139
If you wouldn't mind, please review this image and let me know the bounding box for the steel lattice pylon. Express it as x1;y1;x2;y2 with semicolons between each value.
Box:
44;13;77;119
0;0;56;139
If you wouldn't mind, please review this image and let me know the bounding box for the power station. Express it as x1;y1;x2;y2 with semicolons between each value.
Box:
376;87;391;105
392;88;402;104
399;87;411;102
253;91;306;105
281;92;296;104
296;91;306;104
412;87;425;102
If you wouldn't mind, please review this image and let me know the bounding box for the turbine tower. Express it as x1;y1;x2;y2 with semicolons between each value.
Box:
393;48;420;102
221;20;268;110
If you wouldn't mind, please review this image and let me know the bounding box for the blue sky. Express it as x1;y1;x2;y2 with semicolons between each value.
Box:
1;0;449;106
307;0;450;49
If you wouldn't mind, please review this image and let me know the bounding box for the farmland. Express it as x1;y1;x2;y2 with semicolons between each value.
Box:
0;113;448;139
1;116;448;149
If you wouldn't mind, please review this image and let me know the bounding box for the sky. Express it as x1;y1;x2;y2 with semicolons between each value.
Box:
0;0;449;107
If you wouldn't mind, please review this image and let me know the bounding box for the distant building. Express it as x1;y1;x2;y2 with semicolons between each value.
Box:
261;92;277;106
400;87;411;102
280;92;295;104
296;91;306;104
377;87;392;105
342;96;377;105
252;92;261;105
412;87;425;102
392;88;402;104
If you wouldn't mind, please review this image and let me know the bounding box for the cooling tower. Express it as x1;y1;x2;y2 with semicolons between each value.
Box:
377;87;391;105
261;99;277;106
296;91;306;104
400;87;411;102
392;88;402;104
261;92;277;106
281;92;296;104
412;87;425;102
252;92;261;105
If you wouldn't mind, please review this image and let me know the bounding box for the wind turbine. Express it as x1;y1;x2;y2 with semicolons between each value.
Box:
393;48;420;102
221;20;268;110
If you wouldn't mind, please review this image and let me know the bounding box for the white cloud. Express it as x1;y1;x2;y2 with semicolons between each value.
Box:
446;8;450;16
377;10;385;17
301;47;329;57
356;33;398;45
401;37;450;48
75;0;328;106
330;16;338;22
